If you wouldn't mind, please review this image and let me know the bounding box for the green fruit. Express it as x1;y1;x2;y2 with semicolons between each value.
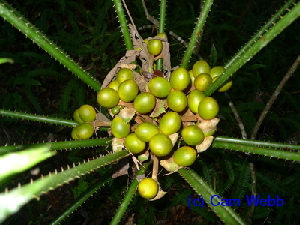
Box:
124;133;146;154
198;97;219;120
108;79;120;91
111;117;130;138
157;33;167;38
217;79;232;92
187;90;205;113
73;109;84;124
169;67;190;91
118;79;139;102
135;122;159;142
194;73;212;91
78;104;96;122
189;70;195;85
210;66;225;79
167;90;187;112
147;39;163;55
97;88;119;109
116;68;134;83
159;112;181;135
173;146;197;166
134;92;156;114
149;133;173;157
193;60;211;76
148;76;171;98
138;178;158;199
71;123;94;140
181;125;204;145
111;106;120;115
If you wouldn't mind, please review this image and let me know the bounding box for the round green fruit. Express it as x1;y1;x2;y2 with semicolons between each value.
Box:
198;97;219;120
118;79;139;102
218;80;232;92
134;92;156;114
116;68;134;83
193;60;211;76
210;66;225;79
97;88;119;109
187;90;205;113
149;133;173;157
78;104;96;122
108;79;120;91
159;112;181;135
138;178;158;199
147;76;171;98
169;67;190;91
173;146;197;167
181;125;204;145
71;123;94;140
135;122;159;142
124;133;146;154
73;109;84;124
111;117;130;139
147;39;163;55
111;106;120;115
167;90;187;112
194;73;212;91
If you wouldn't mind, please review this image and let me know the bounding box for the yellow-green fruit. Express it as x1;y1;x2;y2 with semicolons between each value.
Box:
167;90;187;112
193;60;211;76
147;39;163;55
71;123;94;140
198;97;219;120
111;106;120;115
173;146;197;167
111;117;130;138
97;88;119;109
212;76;232;92
187;90;205;113
169;67;190;91
157;33;167;38
124;133;146;154
181;125;204;145
134;92;156;114
116;68;134;83
138;178;158;199
78;104;96;122
189;70;195;85
118;79;139;102
149;133;173;157
218;80;232;92
194;73;212;91
108;79;120;91
159;112;181;135
135;122;159;142
148;76;171;98
210;66;225;78
73;109;84;124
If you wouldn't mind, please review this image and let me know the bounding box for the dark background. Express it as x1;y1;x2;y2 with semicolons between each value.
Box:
1;0;300;224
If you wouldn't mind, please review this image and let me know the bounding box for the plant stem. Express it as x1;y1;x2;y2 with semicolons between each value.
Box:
110;161;151;225
113;0;134;50
251;55;300;139
181;0;214;68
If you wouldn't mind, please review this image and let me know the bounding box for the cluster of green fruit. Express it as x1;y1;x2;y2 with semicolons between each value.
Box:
71;105;96;140
94;59;229;199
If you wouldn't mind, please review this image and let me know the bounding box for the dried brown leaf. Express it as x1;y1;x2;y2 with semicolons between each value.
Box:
196;136;214;153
